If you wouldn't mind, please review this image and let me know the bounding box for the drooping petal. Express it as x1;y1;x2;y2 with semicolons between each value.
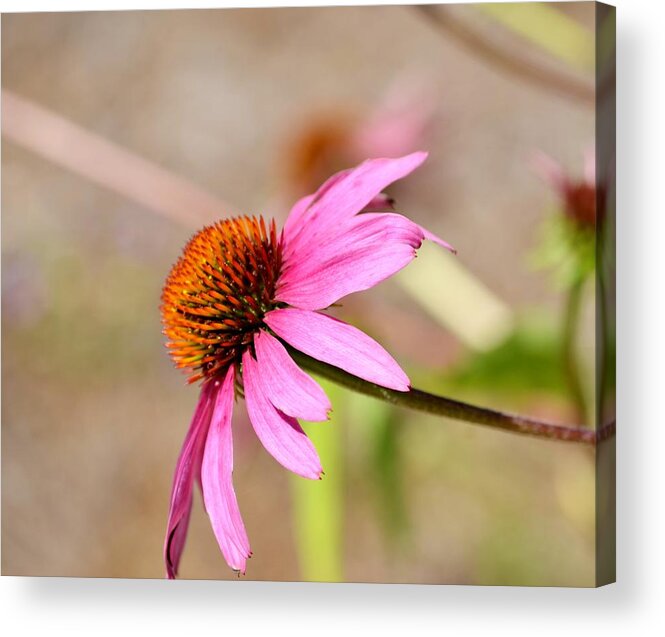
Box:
278;212;454;311
163;380;216;579
278;213;422;310
253;330;331;422
201;363;251;573
264;308;410;392
283;167;359;243
285;152;428;253
419;225;456;253
166;497;192;579
242;350;323;479
284;183;396;241
283;168;355;243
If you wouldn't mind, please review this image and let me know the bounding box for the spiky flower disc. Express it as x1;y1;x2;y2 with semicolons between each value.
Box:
161;216;282;384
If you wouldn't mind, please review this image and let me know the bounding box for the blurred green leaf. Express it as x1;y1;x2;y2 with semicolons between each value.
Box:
372;410;410;545
441;315;567;399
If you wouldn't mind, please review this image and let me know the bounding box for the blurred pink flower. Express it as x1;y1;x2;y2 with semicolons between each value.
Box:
350;79;438;161
161;152;454;578
533;149;603;228
285;79;439;195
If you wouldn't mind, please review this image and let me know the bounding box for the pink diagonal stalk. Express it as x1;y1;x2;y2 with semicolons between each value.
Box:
161;152;455;577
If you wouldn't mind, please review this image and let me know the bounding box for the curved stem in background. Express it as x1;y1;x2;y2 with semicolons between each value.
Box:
562;279;589;423
288;348;615;446
2;90;237;227
413;5;595;106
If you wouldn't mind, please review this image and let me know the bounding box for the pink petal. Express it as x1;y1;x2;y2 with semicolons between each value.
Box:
283;169;355;243
200;364;251;573
278;213;423;310
283;168;355;243
420;225;457;253
284;185;396;242
166;498;192;579
253;330;331;422
242;350;323;479
163;380;216;579
278;212;454;310
285;152;428;254
264;308;410;392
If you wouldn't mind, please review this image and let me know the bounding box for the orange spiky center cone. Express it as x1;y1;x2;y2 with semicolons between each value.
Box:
161;216;282;384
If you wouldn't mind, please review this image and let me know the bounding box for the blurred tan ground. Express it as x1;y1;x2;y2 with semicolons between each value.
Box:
2;5;596;584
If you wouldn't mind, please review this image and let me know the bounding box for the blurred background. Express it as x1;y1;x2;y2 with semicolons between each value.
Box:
2;3;609;585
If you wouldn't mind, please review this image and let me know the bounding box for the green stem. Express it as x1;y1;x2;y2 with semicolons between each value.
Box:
290;379;344;582
562;279;588;423
287;348;614;446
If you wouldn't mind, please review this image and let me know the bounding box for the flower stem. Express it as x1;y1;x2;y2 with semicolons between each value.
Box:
413;6;594;105
288;348;614;446
562;279;588;423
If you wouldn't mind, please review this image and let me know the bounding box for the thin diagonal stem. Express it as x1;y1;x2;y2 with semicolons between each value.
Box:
414;6;594;106
2;90;237;227
288;348;614;446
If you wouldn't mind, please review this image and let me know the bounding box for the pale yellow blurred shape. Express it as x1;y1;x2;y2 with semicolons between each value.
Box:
554;454;596;536
395;243;514;352
477;2;594;72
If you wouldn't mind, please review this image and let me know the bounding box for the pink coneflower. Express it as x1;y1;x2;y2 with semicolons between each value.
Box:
160;151;453;578
532;149;604;228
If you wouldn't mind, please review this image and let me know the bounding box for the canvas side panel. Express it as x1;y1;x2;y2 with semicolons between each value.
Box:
595;1;616;588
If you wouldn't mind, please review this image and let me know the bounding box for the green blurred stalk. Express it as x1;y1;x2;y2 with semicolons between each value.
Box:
561;279;588;423
347;392;409;545
372;409;409;544
289;379;344;582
